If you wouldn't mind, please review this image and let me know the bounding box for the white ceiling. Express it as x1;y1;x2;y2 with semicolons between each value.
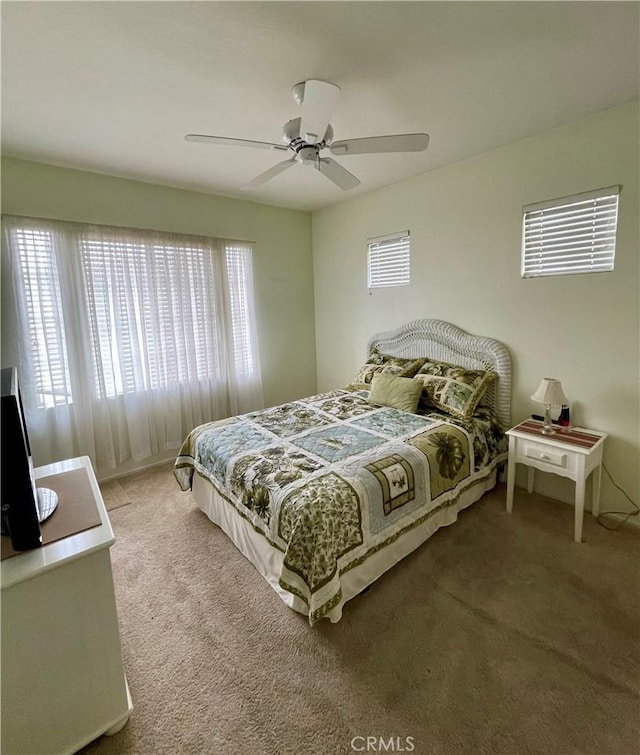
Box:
2;2;639;213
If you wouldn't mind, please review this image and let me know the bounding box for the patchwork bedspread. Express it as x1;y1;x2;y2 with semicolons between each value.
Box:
174;390;507;624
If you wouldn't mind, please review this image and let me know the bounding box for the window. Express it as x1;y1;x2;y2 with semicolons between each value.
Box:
367;231;410;289
225;242;256;377
80;231;228;400
522;186;620;278
9;222;258;402
9;227;72;408
3;215;263;471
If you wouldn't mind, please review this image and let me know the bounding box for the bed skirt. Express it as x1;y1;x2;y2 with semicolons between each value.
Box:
192;467;499;624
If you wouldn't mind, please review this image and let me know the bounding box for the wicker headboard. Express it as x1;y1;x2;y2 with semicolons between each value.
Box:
367;319;512;429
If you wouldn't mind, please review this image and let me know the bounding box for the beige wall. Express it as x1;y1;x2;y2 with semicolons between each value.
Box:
3;102;638;507
1;157;316;417
312;101;639;510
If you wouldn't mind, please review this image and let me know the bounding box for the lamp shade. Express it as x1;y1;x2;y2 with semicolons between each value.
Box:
531;378;568;406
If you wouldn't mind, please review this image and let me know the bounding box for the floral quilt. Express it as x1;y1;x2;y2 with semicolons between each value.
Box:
174;390;507;624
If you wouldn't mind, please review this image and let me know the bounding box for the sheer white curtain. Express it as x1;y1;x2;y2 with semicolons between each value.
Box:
2;216;263;476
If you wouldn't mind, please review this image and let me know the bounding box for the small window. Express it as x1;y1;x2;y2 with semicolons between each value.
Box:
522;186;620;278
367;231;410;290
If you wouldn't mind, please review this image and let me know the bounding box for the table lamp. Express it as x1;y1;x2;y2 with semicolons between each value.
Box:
531;378;568;435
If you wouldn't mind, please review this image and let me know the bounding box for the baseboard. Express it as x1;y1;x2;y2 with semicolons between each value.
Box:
598;510;640;530
97;455;175;484
514;482;640;531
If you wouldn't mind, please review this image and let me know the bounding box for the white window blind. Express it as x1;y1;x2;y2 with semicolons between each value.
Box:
522;186;620;278
80;232;225;400
9;227;73;408
367;231;410;289
9;226;257;403
225;243;256;377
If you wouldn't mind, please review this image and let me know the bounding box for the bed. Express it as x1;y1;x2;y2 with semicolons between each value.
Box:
174;319;511;624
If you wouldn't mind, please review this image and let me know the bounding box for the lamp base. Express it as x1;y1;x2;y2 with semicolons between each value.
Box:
541;404;556;435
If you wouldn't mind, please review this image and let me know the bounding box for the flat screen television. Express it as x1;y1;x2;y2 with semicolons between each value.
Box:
1;366;58;551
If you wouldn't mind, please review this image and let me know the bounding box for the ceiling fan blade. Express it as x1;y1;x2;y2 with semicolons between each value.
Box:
298;79;341;144
185;134;288;152
316;158;360;190
241;158;296;189
330;133;430;156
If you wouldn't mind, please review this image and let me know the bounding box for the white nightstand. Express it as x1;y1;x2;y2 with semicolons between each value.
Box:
505;420;607;543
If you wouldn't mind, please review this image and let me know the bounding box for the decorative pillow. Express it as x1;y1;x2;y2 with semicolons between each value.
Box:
368;374;423;413
413;359;496;419
347;350;425;390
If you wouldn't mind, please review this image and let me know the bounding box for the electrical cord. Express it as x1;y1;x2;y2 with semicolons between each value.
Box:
596;464;639;531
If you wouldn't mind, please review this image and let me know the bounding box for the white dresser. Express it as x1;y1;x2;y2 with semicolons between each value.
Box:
1;456;132;754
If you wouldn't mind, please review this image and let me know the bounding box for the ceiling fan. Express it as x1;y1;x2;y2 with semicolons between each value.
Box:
185;79;430;191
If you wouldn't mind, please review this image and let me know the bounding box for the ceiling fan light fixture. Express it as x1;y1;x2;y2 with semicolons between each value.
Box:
295;146;319;166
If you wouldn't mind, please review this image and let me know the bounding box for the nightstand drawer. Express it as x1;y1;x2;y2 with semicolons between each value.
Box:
523;442;567;469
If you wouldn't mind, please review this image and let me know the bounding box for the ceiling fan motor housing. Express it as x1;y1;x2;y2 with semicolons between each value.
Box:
282;118;333;148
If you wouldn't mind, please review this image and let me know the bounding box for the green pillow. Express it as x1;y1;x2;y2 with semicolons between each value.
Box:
368;374;423;413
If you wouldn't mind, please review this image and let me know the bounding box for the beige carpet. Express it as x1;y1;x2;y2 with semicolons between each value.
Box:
82;468;640;755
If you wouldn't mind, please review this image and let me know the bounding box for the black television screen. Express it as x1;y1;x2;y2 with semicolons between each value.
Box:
1;367;58;551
